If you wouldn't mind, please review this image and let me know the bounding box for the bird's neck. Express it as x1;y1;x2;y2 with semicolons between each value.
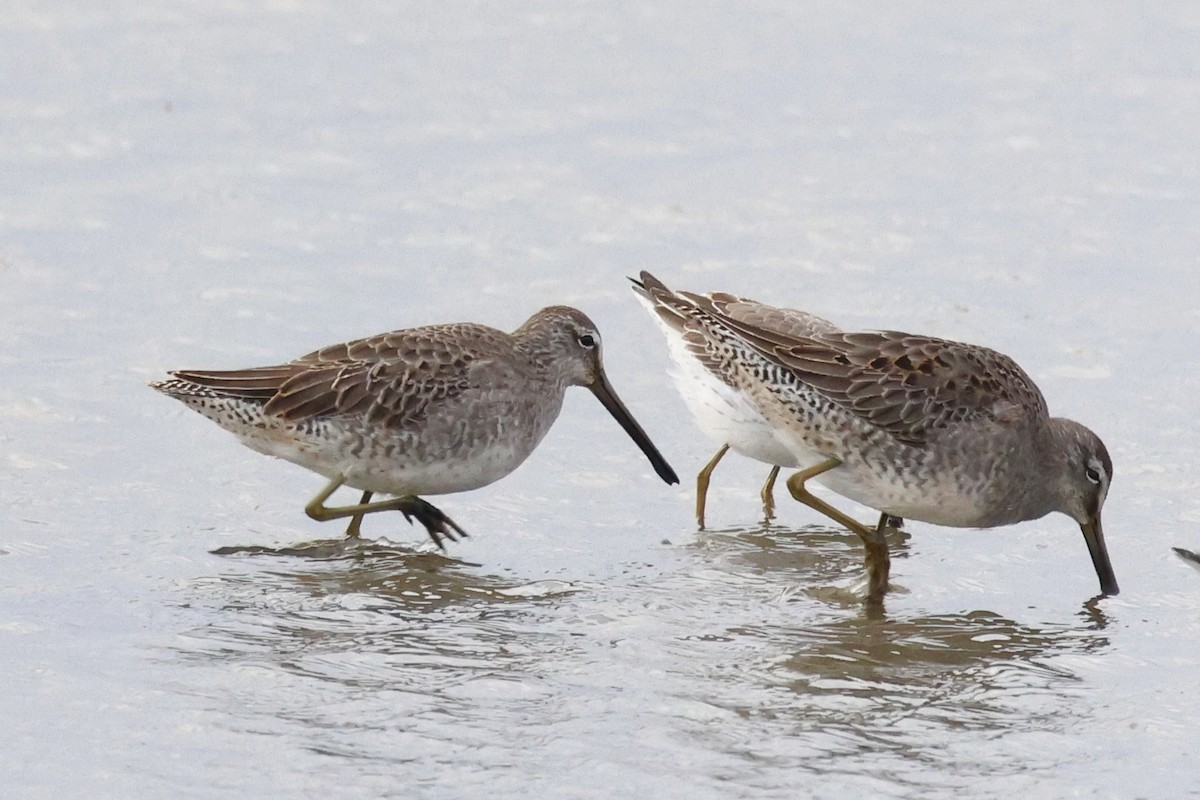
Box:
511;328;573;388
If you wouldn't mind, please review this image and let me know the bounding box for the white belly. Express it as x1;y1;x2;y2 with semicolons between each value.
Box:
666;339;802;468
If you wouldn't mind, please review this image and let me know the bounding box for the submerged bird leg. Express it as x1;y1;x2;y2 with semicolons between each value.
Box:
695;443;731;528
761;465;781;521
304;475;468;550
343;491;372;539
785;458;890;603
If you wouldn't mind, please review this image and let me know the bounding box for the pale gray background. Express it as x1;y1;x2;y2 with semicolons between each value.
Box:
3;4;1198;798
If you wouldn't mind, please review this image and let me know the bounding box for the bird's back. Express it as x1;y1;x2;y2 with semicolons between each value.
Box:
150;321;564;496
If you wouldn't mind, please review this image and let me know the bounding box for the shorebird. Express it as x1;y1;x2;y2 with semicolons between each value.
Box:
631;271;1117;602
152;306;679;548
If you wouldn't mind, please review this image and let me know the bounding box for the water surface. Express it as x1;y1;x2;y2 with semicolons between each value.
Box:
3;3;1199;798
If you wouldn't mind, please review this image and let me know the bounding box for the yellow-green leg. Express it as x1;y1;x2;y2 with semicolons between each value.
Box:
760;465;781;520
305;475;467;550
785;458;890;603
695;443;731;528
343;491;372;539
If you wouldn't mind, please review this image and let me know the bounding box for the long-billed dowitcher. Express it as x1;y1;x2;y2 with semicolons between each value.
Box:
151;306;679;548
632;271;1117;601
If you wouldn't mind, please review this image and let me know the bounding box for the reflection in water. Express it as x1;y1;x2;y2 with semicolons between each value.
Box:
160;527;1117;795
170;538;580;766
208;538;504;611
651;522;1115;788
692;521;915;606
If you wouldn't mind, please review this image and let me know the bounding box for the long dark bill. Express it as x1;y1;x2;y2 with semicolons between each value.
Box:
590;370;679;485
1081;515;1119;596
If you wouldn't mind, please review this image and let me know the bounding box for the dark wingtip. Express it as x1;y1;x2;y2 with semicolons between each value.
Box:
630;270;673;296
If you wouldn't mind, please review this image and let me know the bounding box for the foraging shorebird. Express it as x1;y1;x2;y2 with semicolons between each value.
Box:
632;271;1117;602
152;306;678;548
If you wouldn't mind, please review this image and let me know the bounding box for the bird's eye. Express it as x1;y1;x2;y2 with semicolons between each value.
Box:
577;333;597;349
1085;466;1102;484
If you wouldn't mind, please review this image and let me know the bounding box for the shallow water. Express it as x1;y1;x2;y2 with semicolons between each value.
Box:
4;3;1200;798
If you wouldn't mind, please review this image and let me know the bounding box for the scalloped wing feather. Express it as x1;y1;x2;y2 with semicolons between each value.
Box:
676;286;1050;447
163;323;512;430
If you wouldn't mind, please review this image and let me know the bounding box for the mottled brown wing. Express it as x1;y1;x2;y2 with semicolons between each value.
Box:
631;272;842;395
632;273;837;338
631;273;742;386
686;294;1049;447
702;291;840;338
263;358;475;428
171;323;502;429
165;365;300;403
